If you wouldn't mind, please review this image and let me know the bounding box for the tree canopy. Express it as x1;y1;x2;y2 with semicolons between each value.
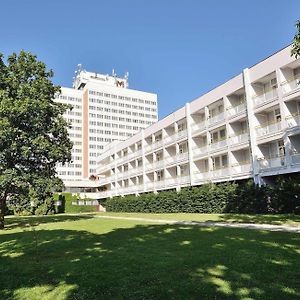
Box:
0;51;72;228
291;20;300;58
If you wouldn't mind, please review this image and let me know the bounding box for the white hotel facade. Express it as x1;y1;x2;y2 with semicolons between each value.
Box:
96;45;300;199
55;67;158;192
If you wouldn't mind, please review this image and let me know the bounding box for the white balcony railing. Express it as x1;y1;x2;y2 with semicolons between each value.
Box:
176;129;188;140
281;74;300;94
258;156;286;170
164;156;176;166
210;139;227;151
191;121;206;133
152;140;164;151
229;132;249;146
290;153;300;166
252;88;278;107
231;162;251;174
153;160;164;169
164;177;178;186
211;166;230;178
194;170;209;182
255;121;281;137
176;152;189;162
208;112;225;126
177;175;190;185
192;145;208;157
285;113;300;128
227;102;246;117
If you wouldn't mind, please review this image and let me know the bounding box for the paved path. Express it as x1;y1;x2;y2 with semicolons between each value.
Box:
94;215;300;233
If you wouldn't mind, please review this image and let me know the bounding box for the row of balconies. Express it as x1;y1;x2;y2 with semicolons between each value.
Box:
96;151;300;199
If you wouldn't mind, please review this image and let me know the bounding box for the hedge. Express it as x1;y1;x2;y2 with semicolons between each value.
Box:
53;193;98;214
106;176;300;214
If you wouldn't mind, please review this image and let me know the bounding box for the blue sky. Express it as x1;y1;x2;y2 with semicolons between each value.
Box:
1;0;299;118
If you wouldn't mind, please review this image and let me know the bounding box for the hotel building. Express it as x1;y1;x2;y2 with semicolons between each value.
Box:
96;45;300;199
54;67;158;194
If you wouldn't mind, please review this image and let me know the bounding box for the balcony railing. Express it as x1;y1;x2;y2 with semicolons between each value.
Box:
281;74;300;94
177;175;190;185
231;161;251;174
192;145;208;157
258;155;286;170
153;160;164;169
211;166;230;178
194;170;209;182
255;120;281;137
176;152;189;162
210;138;227;151
152;140;164;151
208;112;225;126
164;156;176;166
285;113;300;128
191;121;206;133
252;88;278;107
229;131;249;146
176;129;188;140
227;102;246;117
291;153;300;165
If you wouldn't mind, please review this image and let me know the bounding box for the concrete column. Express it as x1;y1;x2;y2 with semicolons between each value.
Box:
243;68;261;185
276;68;291;167
185;103;195;186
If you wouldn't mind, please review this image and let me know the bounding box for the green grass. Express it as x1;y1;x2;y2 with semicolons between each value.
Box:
101;212;300;227
0;214;300;300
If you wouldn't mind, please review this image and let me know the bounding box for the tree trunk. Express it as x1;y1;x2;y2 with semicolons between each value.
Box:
0;199;6;230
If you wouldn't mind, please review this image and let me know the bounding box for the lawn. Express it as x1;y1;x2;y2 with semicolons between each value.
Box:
101;212;300;227
0;214;300;300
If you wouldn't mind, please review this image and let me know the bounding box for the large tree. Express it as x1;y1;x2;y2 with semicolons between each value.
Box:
0;51;72;229
291;20;300;58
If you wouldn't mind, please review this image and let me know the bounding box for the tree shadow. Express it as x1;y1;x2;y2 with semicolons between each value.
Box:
219;213;300;226
3;214;94;230
0;222;300;299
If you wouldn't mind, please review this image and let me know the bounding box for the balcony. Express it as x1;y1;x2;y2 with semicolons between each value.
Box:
281;74;300;95
208;112;225;126
153;160;164;169
154;180;166;190
258;155;286;171
130;166;143;176
252;88;278;107
231;161;251;174
210;138;227;151
176;129;188;140
227;102;246;118
191;121;206;134
165;177;178;186
145;182;154;190
192;145;208;158
98;190;111;199
145;163;153;172
285;113;300;128
194;170;209;182
145;144;152;153
291;153;300;166
255;120;281;138
229;132;249;146
165;156;176;166
176;152;189;162
211;166;230;178
152;140;164;151
177;175;190;185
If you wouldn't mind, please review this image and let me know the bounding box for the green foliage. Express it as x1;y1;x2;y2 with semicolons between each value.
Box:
56;193;97;214
291;20;300;58
106;178;300;214
0;50;73;228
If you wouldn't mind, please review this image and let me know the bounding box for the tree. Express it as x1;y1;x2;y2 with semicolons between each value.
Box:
291;20;300;58
0;51;73;229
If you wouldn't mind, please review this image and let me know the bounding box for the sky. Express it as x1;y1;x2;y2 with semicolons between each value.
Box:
1;0;299;119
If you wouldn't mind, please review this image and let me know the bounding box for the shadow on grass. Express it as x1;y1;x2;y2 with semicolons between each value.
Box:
0;222;300;299
219;213;300;225
3;214;94;230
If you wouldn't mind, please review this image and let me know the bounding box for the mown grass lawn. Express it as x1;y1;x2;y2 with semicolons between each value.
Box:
101;212;300;227
0;214;300;300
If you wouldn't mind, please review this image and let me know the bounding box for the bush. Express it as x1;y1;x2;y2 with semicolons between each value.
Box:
106;177;300;214
54;193;98;214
